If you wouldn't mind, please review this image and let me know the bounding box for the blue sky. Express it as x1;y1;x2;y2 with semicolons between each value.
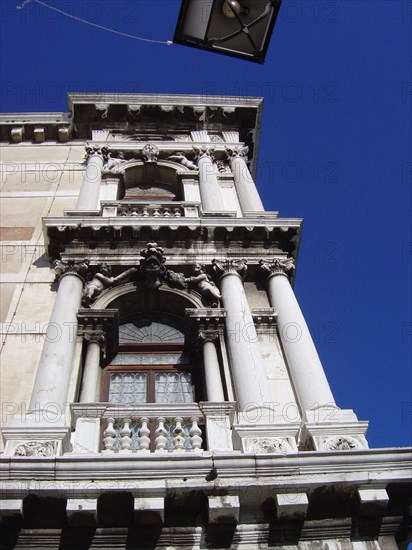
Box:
0;0;411;448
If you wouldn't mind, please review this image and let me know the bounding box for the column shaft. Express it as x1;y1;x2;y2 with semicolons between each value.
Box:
79;341;102;403
267;273;336;410
203;339;225;401
198;155;224;211
76;152;104;210
230;155;264;212
220;274;272;409
29;274;83;411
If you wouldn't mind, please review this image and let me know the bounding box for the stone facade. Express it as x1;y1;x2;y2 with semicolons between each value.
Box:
0;94;410;549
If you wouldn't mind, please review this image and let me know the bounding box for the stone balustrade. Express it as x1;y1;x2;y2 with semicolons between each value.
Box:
102;414;203;454
69;402;237;455
100;202;201;219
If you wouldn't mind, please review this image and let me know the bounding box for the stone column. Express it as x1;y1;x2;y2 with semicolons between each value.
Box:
260;258;336;411
212;259;272;411
29;259;89;415
79;334;105;403
199;331;225;402
226;146;264;213
76;145;105;211
194;146;225;212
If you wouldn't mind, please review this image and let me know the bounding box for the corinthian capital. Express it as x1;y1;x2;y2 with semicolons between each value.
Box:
53;258;90;283
225;145;249;160
259;258;295;279
85;144;107;161
212;258;247;280
193;145;215;162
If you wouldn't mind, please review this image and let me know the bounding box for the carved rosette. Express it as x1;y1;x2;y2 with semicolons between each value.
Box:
193;145;215;162
53;258;90;284
225;145;249;160
14;441;57;457
142;143;159;163
250;437;293;454
321;436;362;451
212;258;247;281
259;258;295;280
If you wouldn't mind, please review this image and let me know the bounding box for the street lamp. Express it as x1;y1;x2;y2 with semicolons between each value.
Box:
173;0;283;64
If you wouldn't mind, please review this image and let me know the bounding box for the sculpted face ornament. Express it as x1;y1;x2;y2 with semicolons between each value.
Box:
139;243;167;290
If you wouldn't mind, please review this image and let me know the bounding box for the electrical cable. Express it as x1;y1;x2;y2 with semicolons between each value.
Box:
16;0;173;46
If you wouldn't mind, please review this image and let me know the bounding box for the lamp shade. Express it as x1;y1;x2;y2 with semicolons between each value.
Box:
173;0;282;64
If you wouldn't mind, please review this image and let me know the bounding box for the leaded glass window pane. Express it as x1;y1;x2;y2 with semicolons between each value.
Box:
155;372;193;403
111;353;188;366
108;372;147;405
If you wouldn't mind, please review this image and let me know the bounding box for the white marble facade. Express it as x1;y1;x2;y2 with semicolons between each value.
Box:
0;94;410;549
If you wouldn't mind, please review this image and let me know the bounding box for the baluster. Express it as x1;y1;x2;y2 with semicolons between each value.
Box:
131;208;139;217
173;208;182;217
153;208;161;217
172;417;185;452
119;418;132;453
142;207;149;217
189;417;203;452
155;417;168;453
138;417;151;453
163;208;171;217
102;417;117;454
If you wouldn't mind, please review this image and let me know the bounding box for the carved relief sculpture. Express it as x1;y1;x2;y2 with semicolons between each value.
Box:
185;264;221;307
167;152;197;170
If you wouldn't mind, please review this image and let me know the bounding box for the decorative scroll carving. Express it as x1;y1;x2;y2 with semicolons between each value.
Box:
259;258;295;279
167;152;197;171
198;330;219;344
172;134;192;142
185;264;221;307
53;258;90;282
225;145;249;159
14;441;56;457
142;143;159;163
250;437;292;454
321;436;362;451
212;258;247;280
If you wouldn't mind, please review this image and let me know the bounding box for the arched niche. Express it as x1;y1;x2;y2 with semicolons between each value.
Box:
119;161;186;201
92;282;203;323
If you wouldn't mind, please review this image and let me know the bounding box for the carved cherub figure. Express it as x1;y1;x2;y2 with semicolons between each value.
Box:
82;263;138;306
167;152;197;170
82;263;114;306
185;264;221;307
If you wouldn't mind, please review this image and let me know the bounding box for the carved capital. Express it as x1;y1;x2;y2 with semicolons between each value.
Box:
85;332;106;346
85;144;107;162
53;258;90;284
259;258;295;280
225;145;249;160
198;330;220;344
193;145;215;162
212;258;247;280
142;143;159;163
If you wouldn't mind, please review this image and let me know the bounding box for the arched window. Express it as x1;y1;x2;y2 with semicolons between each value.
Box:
101;315;201;404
